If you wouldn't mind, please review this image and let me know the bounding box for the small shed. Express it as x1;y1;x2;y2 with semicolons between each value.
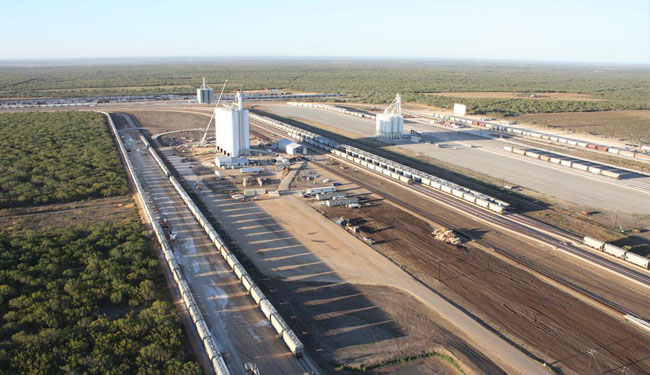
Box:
286;142;307;156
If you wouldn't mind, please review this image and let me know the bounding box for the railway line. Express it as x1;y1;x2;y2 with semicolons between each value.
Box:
249;117;650;284
249;118;650;325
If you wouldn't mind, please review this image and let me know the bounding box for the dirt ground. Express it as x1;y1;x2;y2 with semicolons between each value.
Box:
0;195;136;235
169;149;498;374
128;110;210;135
425;91;604;101
508;110;650;145
316;180;650;375
265;281;492;375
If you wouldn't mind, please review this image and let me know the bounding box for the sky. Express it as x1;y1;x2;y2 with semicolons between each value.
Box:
0;0;648;64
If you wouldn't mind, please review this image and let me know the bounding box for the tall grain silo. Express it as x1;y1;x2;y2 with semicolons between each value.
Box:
375;93;403;139
196;77;214;103
214;91;250;157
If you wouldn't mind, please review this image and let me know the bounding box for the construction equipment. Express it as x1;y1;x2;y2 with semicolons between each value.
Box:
432;228;462;246
199;79;228;147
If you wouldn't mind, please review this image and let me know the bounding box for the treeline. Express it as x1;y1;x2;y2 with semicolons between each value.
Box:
0;222;202;375
0;112;128;208
407;94;643;117
1;61;649;115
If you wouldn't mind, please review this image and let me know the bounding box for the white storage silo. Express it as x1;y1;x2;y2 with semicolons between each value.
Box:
375;94;404;139
196;77;214;103
214;91;250;157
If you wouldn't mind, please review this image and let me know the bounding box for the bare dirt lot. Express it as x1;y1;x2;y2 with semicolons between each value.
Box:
316;173;650;375
128;110;210;135
509;110;650;145
425;91;604;101
162;146;499;374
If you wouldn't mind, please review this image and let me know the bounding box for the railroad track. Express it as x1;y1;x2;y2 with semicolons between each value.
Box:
250;118;650;286
249;119;649;322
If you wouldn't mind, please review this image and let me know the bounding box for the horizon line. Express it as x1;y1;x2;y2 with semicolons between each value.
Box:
0;55;648;68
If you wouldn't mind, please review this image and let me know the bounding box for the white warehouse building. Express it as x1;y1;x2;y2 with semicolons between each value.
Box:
286;142;307;156
375;93;404;139
196;77;214;103
214;91;250;157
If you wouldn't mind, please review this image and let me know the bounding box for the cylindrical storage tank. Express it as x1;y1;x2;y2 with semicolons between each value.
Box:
584;236;605;250
603;243;627;258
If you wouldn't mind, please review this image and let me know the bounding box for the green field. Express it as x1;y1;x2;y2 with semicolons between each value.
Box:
0;221;201;375
0;112;128;208
1;60;649;116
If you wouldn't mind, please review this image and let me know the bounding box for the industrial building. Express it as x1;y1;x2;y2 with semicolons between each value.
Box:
196;77;214;104
215;91;250;157
275;139;292;151
286;142;307;156
215;156;249;168
375;94;404;139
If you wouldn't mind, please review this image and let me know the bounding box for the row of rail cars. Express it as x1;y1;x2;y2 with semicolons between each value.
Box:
140;134;305;358
503;146;624;179
584;236;650;270
433;114;650;162
250;113;510;214
105;113;232;375
287;101;376;119
282;102;649;162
